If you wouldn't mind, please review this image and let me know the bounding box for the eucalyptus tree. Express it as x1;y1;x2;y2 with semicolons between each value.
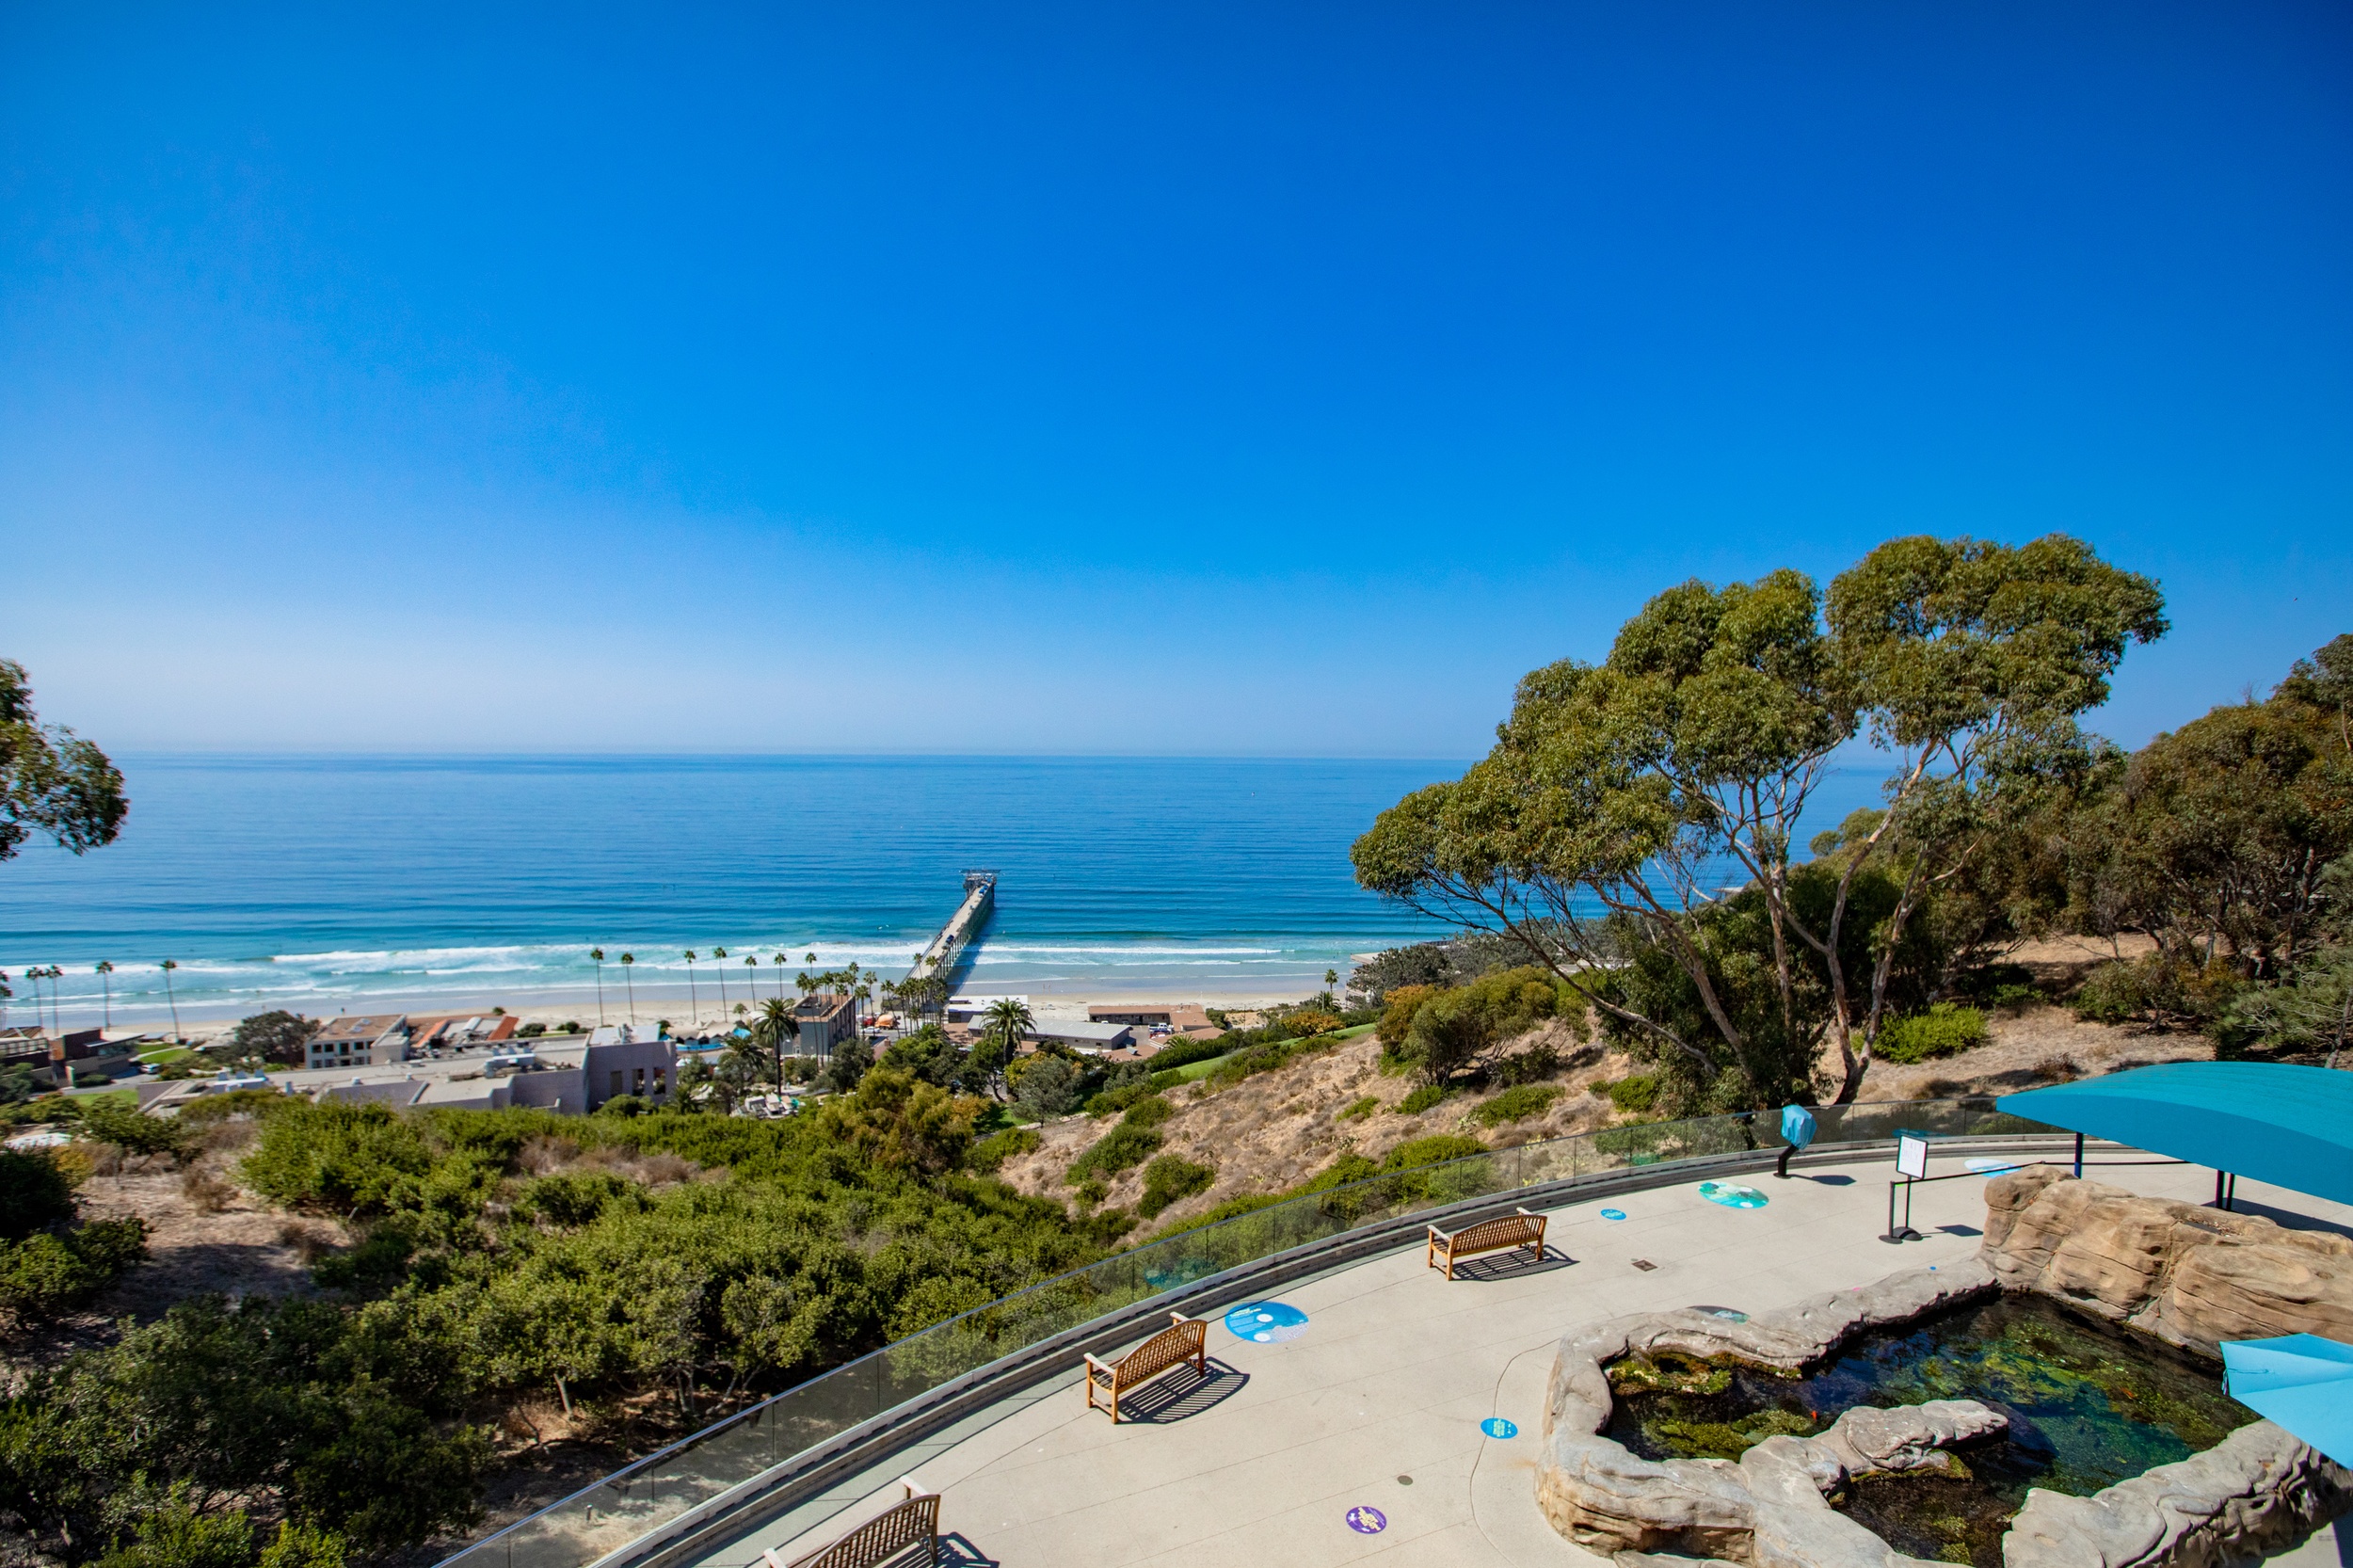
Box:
1;657;128;869
1354;536;2165;1105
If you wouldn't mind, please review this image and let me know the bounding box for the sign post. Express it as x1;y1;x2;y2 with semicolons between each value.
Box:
1882;1129;1930;1243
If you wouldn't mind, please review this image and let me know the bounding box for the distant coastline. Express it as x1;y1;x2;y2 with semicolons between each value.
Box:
2;754;1455;1031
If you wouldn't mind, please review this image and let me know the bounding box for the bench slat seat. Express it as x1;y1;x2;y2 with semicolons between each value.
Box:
1427;1207;1546;1279
1082;1313;1208;1422
769;1479;938;1568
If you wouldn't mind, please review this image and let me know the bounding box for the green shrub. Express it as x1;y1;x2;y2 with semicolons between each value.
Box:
1065;1121;1162;1184
1147;1192;1284;1240
1472;1083;1562;1127
241;1101;436;1216
1384;1133;1484;1170
1137;1155;1215;1218
0;1148;75;1240
1083;1080;1162;1117
0;1216;147;1323
1876;1003;1989;1064
1337;1096;1379;1121
1398;1084;1448;1114
1602;1075;1659;1113
1142;1035;1232;1074
515;1171;639;1228
968;1126;1040;1172
1119;1095;1173;1130
2073;953;2243;1030
1983;984;2039;1012
1490;1042;1563;1086
77;1099;192;1165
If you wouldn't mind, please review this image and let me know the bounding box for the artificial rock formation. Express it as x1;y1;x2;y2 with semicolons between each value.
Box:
2004;1418;2353;1568
1982;1167;2353;1354
1540;1238;2353;1567
1537;1260;2002;1564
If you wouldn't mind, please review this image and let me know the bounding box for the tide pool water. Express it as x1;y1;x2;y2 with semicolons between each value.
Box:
0;754;1470;1028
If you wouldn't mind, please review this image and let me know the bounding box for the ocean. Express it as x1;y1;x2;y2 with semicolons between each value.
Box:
0;754;1476;1030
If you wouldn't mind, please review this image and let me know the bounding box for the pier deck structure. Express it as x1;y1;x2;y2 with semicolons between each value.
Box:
905;871;996;1006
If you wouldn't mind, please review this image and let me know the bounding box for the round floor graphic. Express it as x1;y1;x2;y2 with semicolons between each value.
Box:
1599;1208;1627;1221
1346;1506;1387;1534
1697;1180;1769;1209
1481;1417;1518;1439
1225;1302;1310;1343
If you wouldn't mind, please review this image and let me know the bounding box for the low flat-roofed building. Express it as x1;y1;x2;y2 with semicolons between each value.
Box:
1087;1002;1214;1032
307;1015;410;1070
1025;1019;1136;1054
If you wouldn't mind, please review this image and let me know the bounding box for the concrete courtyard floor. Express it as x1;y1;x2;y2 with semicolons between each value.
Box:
695;1154;2353;1568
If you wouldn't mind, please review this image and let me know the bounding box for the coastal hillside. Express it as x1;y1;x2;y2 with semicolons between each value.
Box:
990;989;2206;1235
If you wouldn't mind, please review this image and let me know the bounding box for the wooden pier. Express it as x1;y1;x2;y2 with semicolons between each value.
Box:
906;870;996;1000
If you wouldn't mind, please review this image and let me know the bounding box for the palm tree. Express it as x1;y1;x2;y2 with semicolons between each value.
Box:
1323;968;1340;1010
619;952;636;1021
771;953;787;1000
712;947;729;1018
24;966;44;1034
754;997;795;1089
683;951;699;1023
46;966;65;1034
744;953;760;1002
978;997;1032;1099
95;961;114;1031
160;958;182;1041
589;948;607;1025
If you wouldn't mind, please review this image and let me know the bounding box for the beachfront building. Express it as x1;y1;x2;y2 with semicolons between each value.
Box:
306;1015;412;1070
1023;1019;1135;1054
1087;1002;1214;1033
149;1028;674;1116
793;994;858;1059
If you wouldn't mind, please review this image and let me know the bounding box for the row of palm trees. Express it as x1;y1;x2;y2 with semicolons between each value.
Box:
583;947;888;1029
6;956;169;1038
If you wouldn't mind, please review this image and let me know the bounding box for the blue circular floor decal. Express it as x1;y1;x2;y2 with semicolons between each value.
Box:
1599;1208;1627;1221
1698;1180;1769;1209
1225;1302;1310;1344
1346;1506;1387;1534
1481;1417;1518;1439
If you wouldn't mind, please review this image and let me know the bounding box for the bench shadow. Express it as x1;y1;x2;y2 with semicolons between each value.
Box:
1117;1360;1248;1424
1445;1245;1576;1283
933;1534;1000;1567
1937;1224;1983;1237
1798;1174;1855;1186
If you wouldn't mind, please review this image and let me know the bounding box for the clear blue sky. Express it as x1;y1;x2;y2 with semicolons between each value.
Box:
4;1;2348;756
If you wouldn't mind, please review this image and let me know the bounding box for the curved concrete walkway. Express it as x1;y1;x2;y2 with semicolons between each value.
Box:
693;1155;2351;1568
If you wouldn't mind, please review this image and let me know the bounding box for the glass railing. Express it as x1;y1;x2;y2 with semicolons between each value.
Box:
440;1096;2057;1568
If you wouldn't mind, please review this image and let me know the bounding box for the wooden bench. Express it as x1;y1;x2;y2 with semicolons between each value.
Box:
1427;1207;1546;1279
1083;1312;1209;1422
766;1478;937;1568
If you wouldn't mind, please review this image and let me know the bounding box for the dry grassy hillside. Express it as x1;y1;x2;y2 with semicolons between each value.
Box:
995;999;2203;1236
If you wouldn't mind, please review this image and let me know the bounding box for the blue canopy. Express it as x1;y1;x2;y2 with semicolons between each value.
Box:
2221;1334;2353;1466
1995;1063;2353;1208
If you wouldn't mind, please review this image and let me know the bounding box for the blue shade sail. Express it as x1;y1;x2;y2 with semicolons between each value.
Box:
2220;1334;2353;1467
1995;1064;2353;1207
